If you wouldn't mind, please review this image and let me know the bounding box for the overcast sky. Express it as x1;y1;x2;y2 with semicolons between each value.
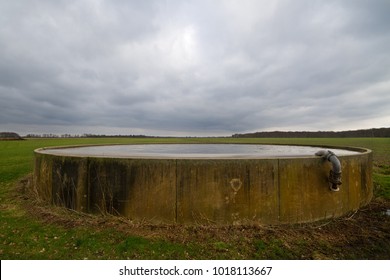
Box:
1;0;389;136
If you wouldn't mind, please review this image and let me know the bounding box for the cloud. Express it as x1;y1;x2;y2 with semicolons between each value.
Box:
1;0;389;136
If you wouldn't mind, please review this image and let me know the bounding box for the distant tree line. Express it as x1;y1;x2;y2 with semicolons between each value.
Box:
82;134;151;138
25;133;61;138
232;127;390;138
24;133;152;138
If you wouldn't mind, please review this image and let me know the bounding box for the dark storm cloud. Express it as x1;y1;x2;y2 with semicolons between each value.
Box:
1;0;389;136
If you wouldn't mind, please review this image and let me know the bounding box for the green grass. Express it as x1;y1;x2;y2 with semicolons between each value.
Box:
1;137;389;259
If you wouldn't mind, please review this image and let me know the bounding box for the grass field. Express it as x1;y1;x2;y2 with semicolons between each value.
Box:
1;137;389;259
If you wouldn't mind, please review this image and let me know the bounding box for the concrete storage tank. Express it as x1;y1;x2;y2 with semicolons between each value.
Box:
33;144;373;225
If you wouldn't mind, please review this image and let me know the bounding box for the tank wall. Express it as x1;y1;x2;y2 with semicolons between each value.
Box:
33;149;373;225
176;159;280;224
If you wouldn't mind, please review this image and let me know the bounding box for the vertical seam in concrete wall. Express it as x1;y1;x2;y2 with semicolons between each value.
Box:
50;156;55;205
360;160;363;207
277;159;280;223
244;164;249;217
86;157;90;213
175;159;178;223
346;160;350;210
246;165;251;217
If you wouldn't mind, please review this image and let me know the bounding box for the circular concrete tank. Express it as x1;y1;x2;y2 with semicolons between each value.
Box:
33;144;373;225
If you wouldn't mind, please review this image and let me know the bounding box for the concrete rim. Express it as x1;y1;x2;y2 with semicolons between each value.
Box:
34;143;371;160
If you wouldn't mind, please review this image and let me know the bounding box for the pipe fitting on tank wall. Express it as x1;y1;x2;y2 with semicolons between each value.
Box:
315;150;342;192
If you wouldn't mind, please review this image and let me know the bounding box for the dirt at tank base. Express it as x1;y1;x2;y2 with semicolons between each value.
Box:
16;175;390;259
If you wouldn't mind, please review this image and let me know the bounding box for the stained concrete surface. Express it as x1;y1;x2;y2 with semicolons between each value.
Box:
33;145;372;225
